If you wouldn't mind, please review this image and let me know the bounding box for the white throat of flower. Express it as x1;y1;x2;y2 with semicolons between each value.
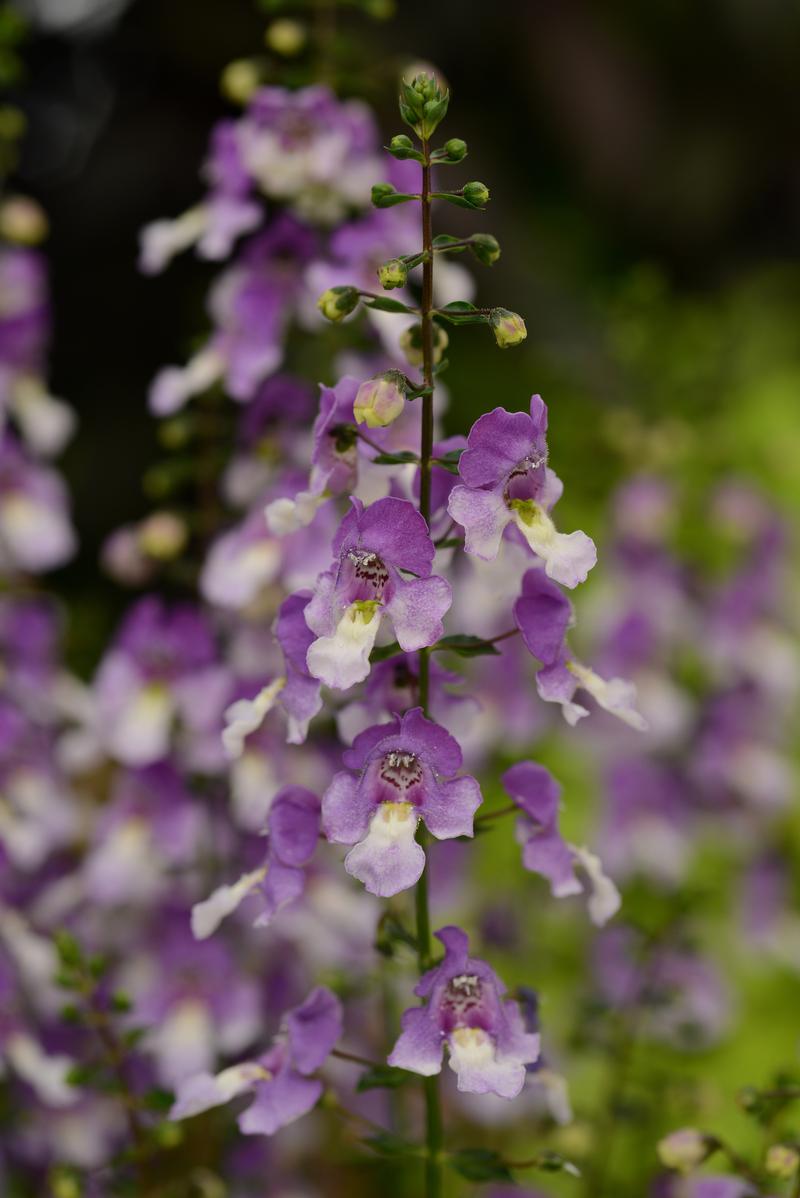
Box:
447;1026;497;1074
266;489;328;536
306;599;382;690
223;677;286;758
567;660;648;731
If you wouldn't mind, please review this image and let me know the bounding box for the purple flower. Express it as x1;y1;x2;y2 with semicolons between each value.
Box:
322;708;481;896
502;762;620;926
388;926;539;1098
305;496;451;690
0;436;75;573
192;786;321;938
169;985;342;1136
447;395;596;587
513;568;647;730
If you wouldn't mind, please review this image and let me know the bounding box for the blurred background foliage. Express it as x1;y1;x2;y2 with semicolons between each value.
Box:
6;1;799;1193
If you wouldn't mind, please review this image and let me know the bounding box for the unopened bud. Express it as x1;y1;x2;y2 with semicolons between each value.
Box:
371;182;398;207
0;196;48;245
265;18;306;56
490;307;527;348
470;233;500;265
399;323;448;368
353;374;406;429
220;59;261;105
387;134;418;161
766;1145;800;1179
443;138;467;161
317;286;359;322
377;258;408;290
657;1129;712;1172
463;180;490;208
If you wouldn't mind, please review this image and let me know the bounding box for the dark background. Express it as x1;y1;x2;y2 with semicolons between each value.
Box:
12;0;800;625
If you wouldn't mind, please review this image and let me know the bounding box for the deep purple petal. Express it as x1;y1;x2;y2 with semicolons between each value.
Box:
513;569;572;665
458;407;536;489
268;786;321;867
357;496;435;576
287;985;343;1073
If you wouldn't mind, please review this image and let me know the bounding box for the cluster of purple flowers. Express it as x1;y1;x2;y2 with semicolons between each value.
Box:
2;27;795;1198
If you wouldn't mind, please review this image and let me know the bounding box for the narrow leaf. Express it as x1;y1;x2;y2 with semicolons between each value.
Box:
356;1066;411;1093
434;634;499;658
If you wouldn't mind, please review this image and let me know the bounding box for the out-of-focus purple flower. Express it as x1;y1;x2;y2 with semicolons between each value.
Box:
388;926;539;1098
305;496;451;690
322;708;481;897
237;86;383;224
170;985;342;1135
502;761;620;925
447;395;596;587
93;597;229;767
192;785;321;938
0;436;75;573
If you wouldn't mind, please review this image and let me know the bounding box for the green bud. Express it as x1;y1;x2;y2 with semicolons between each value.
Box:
265;18;306;56
657;1129;713;1172
490;308;527;348
462;180;489;208
470;233;501;265
766;1145;800;1179
110;991;133;1014
443;138;467;161
317;285;359;322
220;59;261;105
54;930;82;970
377;258;408;290
399;72;449;138
371;182;401;208
399;323;448;368
387;134;421;161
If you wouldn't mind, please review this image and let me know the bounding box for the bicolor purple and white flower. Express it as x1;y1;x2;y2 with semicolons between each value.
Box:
305;496;451;690
169;985;342;1136
388;925;540;1098
322;708;481;897
502;761;620;926
513;568;647;730
192;786;321;938
447;395;596;587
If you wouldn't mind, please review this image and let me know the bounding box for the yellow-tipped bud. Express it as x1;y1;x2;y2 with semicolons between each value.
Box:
490;307;527;348
265;18;306;57
317;286;360;322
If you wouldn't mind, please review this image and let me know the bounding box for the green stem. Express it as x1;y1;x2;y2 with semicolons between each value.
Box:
415;135;443;1198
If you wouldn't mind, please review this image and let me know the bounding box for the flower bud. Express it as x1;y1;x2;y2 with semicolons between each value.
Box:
463;180;490;207
353;374;406;428
766;1145;800;1179
387;134;418;160
377;258;408;290
490;308;527;348
220;59;261;105
371;182;398;207
317;286;359;322
265;18;306;56
0;196;48;245
443;138;467;161
399;323;448;368
657;1129;712;1172
470;233;501;265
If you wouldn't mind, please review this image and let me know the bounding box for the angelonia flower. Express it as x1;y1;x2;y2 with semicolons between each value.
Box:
322;708;481;896
448;394;597;586
169;986;342;1136
388;926;540;1097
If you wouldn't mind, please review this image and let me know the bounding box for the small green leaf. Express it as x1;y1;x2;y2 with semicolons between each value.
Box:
374;912;418;956
449;1148;514;1182
144;1087;175;1112
432;234;466;253
435;537;462;550
364;1131;417;1158
431;192;485;210
356;1065;411;1093
435;301;489;326
363;296;416;314
432;448;463;474
371;450;419;466
434;634;499;658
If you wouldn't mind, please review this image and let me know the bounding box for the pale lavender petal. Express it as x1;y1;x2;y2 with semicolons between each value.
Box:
345;804;425;897
458;407;535;489
513;569;572;665
421;775;482;840
387;1006;444;1076
238;1070;322;1136
321;771;372;844
286;985;343;1074
447;485;510;561
387;574;451;652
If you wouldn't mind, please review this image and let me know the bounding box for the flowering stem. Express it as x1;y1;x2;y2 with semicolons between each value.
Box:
414;133;444;1198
